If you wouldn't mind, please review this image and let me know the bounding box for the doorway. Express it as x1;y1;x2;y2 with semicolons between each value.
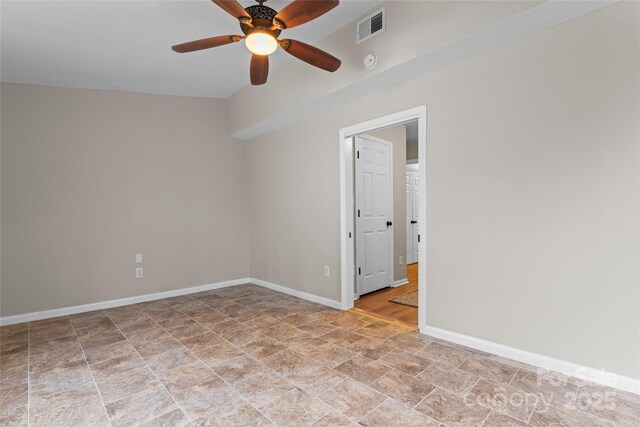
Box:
354;134;394;296
339;106;427;332
406;164;420;265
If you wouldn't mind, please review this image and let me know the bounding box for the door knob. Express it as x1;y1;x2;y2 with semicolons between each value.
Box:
387;221;393;227
411;220;417;224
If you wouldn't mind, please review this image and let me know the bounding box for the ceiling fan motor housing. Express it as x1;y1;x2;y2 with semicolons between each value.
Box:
241;5;282;37
171;0;342;86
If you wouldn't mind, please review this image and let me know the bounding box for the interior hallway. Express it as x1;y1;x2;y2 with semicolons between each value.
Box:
353;263;418;328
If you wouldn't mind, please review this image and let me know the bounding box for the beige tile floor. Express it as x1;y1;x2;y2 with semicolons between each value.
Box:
1;284;638;426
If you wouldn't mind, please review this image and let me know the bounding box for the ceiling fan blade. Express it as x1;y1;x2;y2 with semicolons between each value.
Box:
274;0;338;29
211;0;251;20
280;39;341;72
250;54;269;85
172;35;242;53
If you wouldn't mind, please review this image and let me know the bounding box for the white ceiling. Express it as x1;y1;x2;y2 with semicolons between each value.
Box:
1;0;381;98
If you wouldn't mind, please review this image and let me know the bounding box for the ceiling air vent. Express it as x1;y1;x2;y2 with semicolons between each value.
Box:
357;8;385;44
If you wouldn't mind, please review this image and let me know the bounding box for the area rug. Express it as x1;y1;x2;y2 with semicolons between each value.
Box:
389;290;418;308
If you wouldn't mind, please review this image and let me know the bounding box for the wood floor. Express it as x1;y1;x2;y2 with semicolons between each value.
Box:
353;263;418;327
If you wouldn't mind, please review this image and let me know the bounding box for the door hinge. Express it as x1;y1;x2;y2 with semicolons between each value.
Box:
348;232;351;238
418;234;421;243
357;209;360;217
358;267;361;275
357;151;360;159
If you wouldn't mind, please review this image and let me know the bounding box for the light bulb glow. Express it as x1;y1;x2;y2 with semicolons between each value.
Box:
245;32;277;55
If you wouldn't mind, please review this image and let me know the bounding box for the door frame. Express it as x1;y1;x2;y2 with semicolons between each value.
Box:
406;164;419;266
339;105;428;333
354;134;394;296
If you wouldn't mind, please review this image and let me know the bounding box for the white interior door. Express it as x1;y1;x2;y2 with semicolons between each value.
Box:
355;135;393;295
406;170;412;264
406;165;419;264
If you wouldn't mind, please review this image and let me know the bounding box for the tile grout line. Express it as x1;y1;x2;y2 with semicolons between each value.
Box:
412;360;433;379
192;300;344;425
464;377;483;399
355;396;388;424
571;383;580;409
455;351;473;369
470;372;539;427
222;302;335;417
479;408;494;426
148;299;280;425
521;375;617;427
559;390;617;427
413;383;440;409
526;398;539;425
179;293;426;425
378;383;442;426
508;368;520;386
178;332;280;424
292;323;442;421
24;326;99;422
106;310;195;425
27;303;413;425
22;286;631;426
69;316;115;427
360;369;443;425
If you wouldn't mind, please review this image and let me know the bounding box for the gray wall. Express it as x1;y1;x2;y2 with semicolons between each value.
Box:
1;84;250;316
368;125;407;283
1;1;638;382
405;122;419;162
247;2;640;378
227;1;538;135
406;140;418;163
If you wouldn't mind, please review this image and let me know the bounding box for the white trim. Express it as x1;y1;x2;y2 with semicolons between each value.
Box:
393;278;409;287
4;274;636;394
423;326;640;396
249;278;342;309
339;105;427;335
340;135;352;309
0;276;343;326
356;7;386;45
344;136;356;300
354;133;395;294
231;1;615;140
0;278;251;326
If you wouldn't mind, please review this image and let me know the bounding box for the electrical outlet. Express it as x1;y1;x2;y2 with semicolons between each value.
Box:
399;256;403;265
323;266;330;277
135;267;143;278
136;253;143;264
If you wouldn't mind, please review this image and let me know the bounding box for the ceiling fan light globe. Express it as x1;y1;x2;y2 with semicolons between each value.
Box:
245;32;277;55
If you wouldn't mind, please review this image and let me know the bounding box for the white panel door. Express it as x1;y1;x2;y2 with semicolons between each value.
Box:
406;171;412;264
406;165;419;264
355;135;393;295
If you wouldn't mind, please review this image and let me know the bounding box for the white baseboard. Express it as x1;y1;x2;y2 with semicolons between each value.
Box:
0;277;342;326
0;278;251;326
249;278;342;310
6;279;636;395
423;326;640;396
393;278;409;287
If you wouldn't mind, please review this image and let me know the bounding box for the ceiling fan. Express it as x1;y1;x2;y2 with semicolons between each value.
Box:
172;0;342;85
